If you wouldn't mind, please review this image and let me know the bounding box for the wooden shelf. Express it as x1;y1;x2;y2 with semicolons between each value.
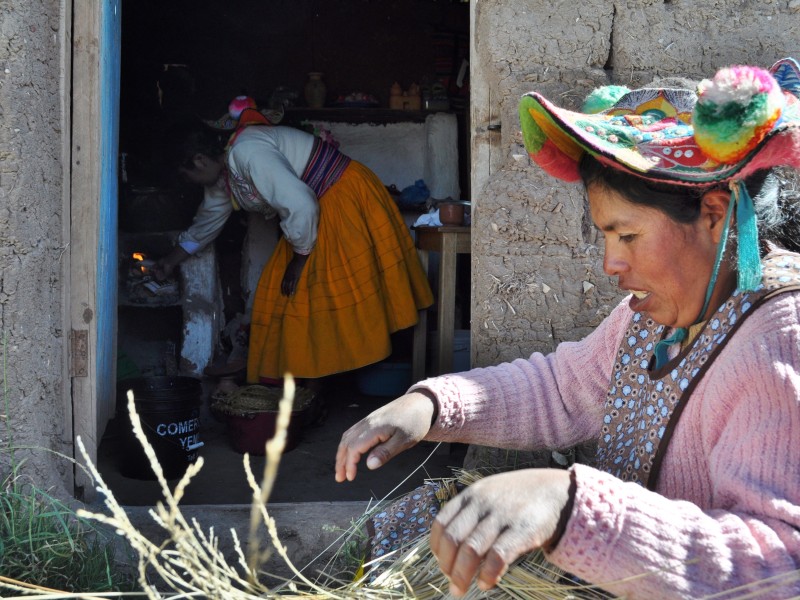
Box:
283;107;455;125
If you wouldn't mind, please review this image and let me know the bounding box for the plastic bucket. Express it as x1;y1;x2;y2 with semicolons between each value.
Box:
355;361;412;397
428;329;471;373
117;376;203;480
225;408;307;455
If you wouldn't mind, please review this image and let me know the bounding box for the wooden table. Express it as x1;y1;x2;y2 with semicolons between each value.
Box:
412;225;472;383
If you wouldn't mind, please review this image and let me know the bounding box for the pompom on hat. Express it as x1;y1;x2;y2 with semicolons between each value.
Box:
581;85;631;114
228;95;256;119
518;57;800;186
204;95;284;131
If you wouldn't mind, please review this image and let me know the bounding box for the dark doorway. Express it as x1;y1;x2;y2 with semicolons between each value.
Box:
104;0;471;505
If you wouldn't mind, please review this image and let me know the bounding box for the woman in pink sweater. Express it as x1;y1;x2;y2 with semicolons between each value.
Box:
336;60;800;598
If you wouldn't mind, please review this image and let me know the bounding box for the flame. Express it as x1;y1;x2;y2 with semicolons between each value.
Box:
131;252;149;274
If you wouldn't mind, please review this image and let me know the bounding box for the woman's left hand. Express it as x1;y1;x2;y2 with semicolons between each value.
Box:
430;468;573;597
281;253;309;296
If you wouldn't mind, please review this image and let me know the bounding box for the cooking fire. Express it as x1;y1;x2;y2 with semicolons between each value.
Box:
125;251;179;303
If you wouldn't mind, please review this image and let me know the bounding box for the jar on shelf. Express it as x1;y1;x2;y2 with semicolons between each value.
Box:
304;72;327;108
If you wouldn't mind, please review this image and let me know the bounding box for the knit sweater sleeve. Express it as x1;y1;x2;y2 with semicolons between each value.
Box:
412;298;632;450
547;292;800;599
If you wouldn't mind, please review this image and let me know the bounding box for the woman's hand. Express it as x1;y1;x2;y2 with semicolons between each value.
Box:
335;391;437;482
154;247;190;281
430;468;573;597
281;252;309;296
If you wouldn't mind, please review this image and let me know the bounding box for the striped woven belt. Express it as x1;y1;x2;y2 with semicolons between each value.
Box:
300;137;352;198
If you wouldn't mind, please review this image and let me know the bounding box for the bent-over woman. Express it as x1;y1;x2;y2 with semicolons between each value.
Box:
158;103;433;383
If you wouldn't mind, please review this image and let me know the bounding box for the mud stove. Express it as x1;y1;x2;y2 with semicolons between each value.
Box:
118;230;223;378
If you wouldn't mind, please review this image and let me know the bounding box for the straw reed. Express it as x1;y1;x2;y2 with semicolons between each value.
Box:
2;376;798;599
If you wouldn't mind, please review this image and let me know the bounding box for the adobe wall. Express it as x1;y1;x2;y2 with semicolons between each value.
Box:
470;0;800;367
0;0;70;492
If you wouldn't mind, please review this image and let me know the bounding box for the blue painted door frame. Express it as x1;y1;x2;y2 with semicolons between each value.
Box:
97;0;121;430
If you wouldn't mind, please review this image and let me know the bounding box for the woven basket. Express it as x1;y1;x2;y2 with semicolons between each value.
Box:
211;385;315;454
210;385;315;418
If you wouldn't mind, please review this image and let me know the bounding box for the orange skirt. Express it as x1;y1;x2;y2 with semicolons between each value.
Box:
247;161;434;381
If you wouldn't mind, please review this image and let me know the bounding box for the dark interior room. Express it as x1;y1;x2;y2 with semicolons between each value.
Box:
119;0;470;190
101;0;471;506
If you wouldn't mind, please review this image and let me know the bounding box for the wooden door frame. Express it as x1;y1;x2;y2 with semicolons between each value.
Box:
469;1;501;207
70;0;119;500
71;0;101;499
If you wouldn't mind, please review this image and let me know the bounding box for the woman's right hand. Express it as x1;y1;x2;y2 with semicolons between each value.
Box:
154;247;190;281
335;390;437;482
281;252;309;296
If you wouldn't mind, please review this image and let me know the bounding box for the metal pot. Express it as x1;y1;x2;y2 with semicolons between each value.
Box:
438;201;468;226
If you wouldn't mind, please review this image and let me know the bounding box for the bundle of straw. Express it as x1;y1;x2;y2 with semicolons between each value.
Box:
321;468;615;600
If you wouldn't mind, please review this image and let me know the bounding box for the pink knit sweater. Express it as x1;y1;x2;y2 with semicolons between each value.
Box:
415;292;800;599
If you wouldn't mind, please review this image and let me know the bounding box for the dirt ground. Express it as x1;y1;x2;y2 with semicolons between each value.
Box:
91;372;467;586
96;371;467;505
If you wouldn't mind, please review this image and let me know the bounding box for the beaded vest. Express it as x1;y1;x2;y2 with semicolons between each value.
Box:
595;250;800;490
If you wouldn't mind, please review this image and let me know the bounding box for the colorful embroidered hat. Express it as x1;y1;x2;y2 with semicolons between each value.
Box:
519;57;800;187
204;95;284;130
520;58;800;367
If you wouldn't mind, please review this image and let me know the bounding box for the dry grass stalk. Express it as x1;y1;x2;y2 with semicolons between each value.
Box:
3;375;798;599
0;574;112;599
73;381;307;599
240;377;337;597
